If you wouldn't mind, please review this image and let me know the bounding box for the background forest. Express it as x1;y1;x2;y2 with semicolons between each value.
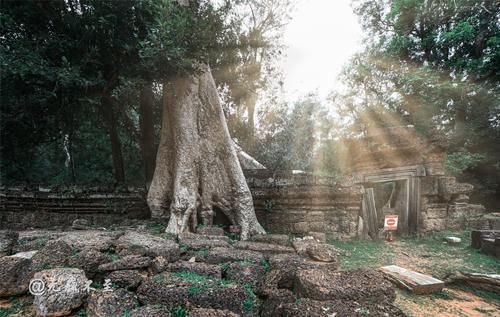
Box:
1;0;499;208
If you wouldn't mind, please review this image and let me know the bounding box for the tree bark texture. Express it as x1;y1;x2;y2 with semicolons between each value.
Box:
100;93;125;183
147;65;265;239
139;84;157;186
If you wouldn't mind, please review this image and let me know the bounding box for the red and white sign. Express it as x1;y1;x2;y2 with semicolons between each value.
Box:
384;215;399;231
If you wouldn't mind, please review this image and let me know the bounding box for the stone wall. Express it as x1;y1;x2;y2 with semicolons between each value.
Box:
0;187;150;230
420;176;485;232
0;169;487;237
245;170;363;239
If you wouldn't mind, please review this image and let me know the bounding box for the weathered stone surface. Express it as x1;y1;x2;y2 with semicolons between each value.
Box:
180;239;230;250
226;261;266;286
98;255;152;271
267;298;405;317
249;234;290;246
0;230;18;256
68;249;111;275
291;239;314;256
196;227;225;236
205;247;264;264
129;305;172;317
58;231;118;252
87;289;139;317
294;268;395;303
137;273;246;315
307;232;326;242
32;239;73;270
306;243;337;262
233;241;294;255
259;289;296;316
116;231;180;261
189;308;240;317
0;254;34;297
106;270;143;290
149;256;170;274
71;219;90;230
33;268;89;317
167;261;221;278
13;231;62;253
178;232;230;243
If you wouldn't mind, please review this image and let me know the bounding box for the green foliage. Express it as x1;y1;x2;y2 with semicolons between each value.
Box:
445;151;484;175
171;306;188;317
0;0;235;186
146;223;166;235
242;283;257;313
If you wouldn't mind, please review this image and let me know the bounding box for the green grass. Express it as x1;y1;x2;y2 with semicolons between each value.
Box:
146;223;166;235
0;297;31;317
328;238;394;270
328;230;499;278
171;306;188;317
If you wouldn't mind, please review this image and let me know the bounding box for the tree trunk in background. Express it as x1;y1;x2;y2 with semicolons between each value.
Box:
246;92;257;150
147;64;265;239
139;84;157;186
100;93;125;183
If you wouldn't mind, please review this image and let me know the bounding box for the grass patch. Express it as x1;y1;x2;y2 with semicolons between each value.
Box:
146;223;166;235
0;297;31;317
329;230;499;277
171;306;188;317
328;238;394;270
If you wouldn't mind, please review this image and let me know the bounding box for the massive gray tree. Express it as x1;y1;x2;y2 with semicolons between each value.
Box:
147;64;265;239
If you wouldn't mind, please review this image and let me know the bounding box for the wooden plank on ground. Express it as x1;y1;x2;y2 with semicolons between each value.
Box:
380;265;444;294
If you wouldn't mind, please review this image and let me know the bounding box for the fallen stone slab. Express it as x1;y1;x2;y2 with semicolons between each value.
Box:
167;261;222;279
58;231;119;251
87;288;139;317
179;232;230;243
380;265;444;294
444;236;462;244
31;239;73;270
189;307;240;317
205;247;264;264
196;226;225;236
249;234;290;246
137;273;247;315
180;239;231;250
98;255;152;271
0;254;34;297
233;241;294;255
68;249;111;276
226;261;266;286
129;305;172;317
471;229;500;249
294;268;395;303
116;231;180;261
33;268;90;317
106;270;144;290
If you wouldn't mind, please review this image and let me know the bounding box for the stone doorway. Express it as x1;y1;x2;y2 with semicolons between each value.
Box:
355;166;425;238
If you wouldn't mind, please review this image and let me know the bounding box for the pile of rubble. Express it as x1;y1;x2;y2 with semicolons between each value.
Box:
0;226;405;316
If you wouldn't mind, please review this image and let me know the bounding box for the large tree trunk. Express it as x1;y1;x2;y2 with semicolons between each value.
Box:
139;84;157;186
100;93;125;183
147;64;265;240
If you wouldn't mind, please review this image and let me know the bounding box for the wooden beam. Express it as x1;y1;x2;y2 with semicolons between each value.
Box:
380;265;444;294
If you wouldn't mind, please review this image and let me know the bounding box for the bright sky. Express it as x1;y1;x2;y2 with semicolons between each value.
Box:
281;0;363;101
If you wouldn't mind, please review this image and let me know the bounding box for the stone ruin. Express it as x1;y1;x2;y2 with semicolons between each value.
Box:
0;224;405;316
344;126;487;237
0;126;490;239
